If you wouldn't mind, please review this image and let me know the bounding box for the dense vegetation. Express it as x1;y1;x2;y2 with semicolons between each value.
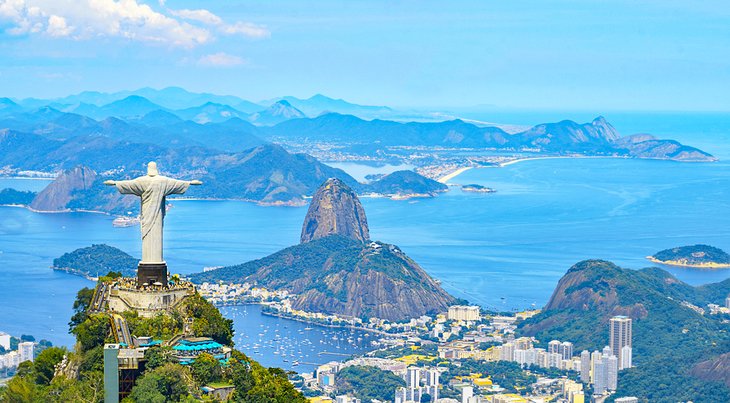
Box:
441;359;537;394
336;365;406;402
519;260;730;402
53;244;138;278
0;277;304;402
651;244;730;265
0;188;36;205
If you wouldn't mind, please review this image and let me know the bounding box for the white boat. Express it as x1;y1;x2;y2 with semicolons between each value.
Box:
112;216;140;227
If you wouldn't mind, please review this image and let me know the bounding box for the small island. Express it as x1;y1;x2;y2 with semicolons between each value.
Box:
648;244;730;269
52;244;139;279
461;184;496;193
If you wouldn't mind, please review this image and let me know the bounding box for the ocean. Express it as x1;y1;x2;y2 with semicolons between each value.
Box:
0;111;728;372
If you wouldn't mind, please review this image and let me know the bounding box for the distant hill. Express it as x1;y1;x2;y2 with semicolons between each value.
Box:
649;244;730;268
365;170;447;197
190;179;456;321
519;260;730;402
272;94;393;118
52;244;138;279
175;102;249;124
74;95;167;119
248;100;306;126
264;113;716;161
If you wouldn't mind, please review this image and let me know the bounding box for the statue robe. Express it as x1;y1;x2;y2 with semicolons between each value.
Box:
115;175;190;263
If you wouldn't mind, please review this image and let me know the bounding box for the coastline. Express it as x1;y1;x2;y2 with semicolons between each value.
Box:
646;256;730;269
437;166;473;183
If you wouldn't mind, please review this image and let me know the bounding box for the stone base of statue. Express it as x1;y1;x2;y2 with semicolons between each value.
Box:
137;262;168;287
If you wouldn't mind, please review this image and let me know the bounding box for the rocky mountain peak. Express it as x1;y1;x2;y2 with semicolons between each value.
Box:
30;166;97;212
300;178;370;244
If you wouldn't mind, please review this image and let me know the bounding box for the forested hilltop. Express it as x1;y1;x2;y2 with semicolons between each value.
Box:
649;244;730;268
52;244;138;279
0;274;305;402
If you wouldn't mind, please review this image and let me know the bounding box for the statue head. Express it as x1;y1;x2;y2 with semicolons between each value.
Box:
147;161;159;177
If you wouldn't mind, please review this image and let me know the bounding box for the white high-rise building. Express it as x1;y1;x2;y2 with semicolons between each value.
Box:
447;306;480;321
548;340;561;354
606;355;618;391
590;350;603;383
548;352;562;368
615;397;639;403
593;356;607;395
500;342;514;362
580;350;591;383
406;367;421;388
610;316;632;369
18;341;34;363
0;332;10;351
425;368;439;402
620;345;632;369
560;341;574;360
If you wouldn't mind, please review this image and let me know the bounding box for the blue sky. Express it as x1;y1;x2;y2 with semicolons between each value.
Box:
0;0;728;110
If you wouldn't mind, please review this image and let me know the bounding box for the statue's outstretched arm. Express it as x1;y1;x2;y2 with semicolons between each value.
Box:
190;180;203;185
104;180;116;186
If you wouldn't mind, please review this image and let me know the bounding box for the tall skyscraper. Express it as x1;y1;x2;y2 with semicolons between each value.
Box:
610;316;632;369
580;350;591;383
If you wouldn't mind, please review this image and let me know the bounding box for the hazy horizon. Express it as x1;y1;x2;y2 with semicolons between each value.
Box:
1;1;729;111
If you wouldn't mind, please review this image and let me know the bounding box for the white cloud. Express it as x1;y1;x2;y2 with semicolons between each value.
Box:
170;8;222;26
46;14;72;37
170;7;269;39
0;0;269;48
197;52;245;67
221;21;269;39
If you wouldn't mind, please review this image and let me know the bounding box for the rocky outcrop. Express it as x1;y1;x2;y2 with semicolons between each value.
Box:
691;353;730;387
301;178;370;243
30;166;97;211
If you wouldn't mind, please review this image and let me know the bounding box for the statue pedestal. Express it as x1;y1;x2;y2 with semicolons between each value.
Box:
137;262;168;287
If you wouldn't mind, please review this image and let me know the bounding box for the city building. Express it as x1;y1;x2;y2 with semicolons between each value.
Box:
620;345;632;369
606;355;618;391
0;332;10;350
580;350;590;383
610;316;632;369
593;355;606;395
335;396;361;403
448;305;480;321
462;386;473;403
614;398;639;403
18;341;34;363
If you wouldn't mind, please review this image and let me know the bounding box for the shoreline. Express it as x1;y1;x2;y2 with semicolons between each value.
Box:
646;256;730;269
437;166;474;183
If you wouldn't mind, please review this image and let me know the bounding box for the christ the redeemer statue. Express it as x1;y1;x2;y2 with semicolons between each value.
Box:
104;162;202;265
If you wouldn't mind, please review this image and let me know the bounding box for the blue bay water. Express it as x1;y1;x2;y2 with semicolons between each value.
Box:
0;112;728;361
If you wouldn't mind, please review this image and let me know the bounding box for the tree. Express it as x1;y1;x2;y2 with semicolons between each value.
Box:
420;393;432;403
34;347;67;386
20;334;35;342
69;287;95;332
0;375;40;402
190;353;222;386
72;314;111;352
129;363;193;403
